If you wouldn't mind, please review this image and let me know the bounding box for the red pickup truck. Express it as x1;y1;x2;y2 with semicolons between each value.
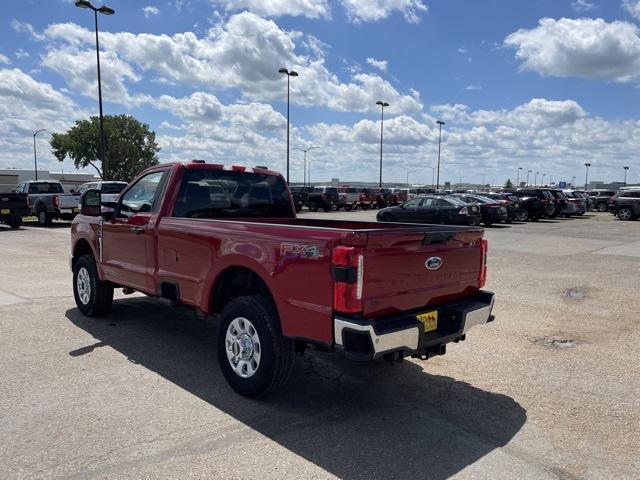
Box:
71;161;494;396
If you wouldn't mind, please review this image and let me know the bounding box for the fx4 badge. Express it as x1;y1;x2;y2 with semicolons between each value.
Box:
280;243;323;259
425;257;443;270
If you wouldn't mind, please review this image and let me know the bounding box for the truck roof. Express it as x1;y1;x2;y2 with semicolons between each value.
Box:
163;161;282;178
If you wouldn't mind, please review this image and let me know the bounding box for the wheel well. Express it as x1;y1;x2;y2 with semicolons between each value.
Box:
211;267;273;314
72;239;94;269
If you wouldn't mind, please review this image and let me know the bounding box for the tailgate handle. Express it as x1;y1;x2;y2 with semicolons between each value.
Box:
423;232;454;245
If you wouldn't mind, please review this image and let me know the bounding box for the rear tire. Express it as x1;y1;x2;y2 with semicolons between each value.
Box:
345;204;353;211
484;221;493;227
596;202;608;212
37;208;51;226
73;254;113;316
361;204;369;210
8;217;21;229
435;215;447;225
617;207;634;221
516;211;528;222
218;296;294;397
308;201;318;212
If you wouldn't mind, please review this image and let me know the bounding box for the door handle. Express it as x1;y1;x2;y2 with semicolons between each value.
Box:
130;226;145;235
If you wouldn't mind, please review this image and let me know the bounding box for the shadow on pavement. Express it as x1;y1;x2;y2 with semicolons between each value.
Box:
66;299;526;480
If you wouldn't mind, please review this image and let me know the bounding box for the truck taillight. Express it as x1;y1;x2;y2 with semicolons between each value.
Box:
332;246;364;314
479;239;488;288
53;195;60;208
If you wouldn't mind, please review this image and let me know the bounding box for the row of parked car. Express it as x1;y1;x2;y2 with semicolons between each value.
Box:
374;188;640;226
290;186;419;212
0;180;126;228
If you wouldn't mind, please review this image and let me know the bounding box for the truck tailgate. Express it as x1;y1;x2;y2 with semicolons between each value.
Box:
59;195;79;209
360;227;484;318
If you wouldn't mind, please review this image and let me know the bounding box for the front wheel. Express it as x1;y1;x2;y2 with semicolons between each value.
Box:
596;202;608;212
484;221;493;227
308;201;318;212
617;207;634;221
73;254;114;316
516;210;528;222
435;215;448;225
344;204;353;211
218;296;295;397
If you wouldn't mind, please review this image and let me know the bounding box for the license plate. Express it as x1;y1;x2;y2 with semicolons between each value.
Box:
1;209;9;214
417;310;438;333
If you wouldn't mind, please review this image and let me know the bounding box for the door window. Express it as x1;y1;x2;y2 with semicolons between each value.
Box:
118;171;166;218
422;198;437;207
404;198;422;208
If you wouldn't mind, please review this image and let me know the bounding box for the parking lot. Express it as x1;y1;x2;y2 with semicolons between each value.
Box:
1;212;638;479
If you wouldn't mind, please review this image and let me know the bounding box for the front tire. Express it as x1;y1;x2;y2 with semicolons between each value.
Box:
596;202;608;212
218;296;294;397
73;254;114;316
7;217;21;229
516;210;528;222
308;201;318;212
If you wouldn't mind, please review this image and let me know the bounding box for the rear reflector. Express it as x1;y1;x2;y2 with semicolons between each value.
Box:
479;239;488;288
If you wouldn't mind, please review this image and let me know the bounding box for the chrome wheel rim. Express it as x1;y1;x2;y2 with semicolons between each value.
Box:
598;203;607;212
225;317;261;378
619;209;632;220
76;267;91;305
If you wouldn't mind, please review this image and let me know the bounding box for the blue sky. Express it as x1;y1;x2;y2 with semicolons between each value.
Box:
1;0;639;185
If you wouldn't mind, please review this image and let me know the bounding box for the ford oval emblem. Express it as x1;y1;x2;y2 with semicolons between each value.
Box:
425;257;443;270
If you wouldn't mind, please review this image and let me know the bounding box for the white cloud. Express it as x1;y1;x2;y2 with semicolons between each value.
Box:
142;6;161;18
572;0;597;13
212;0;331;19
464;84;482;91
15;49;30;60
366;57;388;72
623;0;640;19
10;20;45;41
38;13;421;114
341;0;428;23
0;54;10;65
0;68;84;169
505;17;640;83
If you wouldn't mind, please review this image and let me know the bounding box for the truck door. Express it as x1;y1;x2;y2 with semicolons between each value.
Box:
101;170;168;291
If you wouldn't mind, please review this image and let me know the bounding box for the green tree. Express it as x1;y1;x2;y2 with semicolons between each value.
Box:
50;114;160;182
504;178;514;189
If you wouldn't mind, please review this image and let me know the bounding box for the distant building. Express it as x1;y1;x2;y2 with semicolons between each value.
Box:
0;168;98;193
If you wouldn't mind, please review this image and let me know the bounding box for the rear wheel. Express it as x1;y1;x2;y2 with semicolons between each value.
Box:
617;207;634;221
37;208;51;226
361;204;369;210
596;202;608;212
73;254;113;316
344;204;353;211
7;217;21;229
484;221;493;227
218;296;294;397
308;201;318;212
435;215;448;225
516;210;528;222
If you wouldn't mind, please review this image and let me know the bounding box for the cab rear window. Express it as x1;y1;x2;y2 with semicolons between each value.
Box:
173;169;294;219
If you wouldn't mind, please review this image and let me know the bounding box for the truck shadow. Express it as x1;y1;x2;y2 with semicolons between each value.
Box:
65;299;526;480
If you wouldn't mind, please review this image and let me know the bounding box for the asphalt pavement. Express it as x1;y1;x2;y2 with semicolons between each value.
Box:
0;212;638;479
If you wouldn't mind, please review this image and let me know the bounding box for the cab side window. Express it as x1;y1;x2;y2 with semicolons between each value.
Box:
118;171;167;218
404;198;422;208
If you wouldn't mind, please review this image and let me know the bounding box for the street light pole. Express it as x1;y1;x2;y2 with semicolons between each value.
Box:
75;1;114;180
376;100;389;187
534;171;539;187
517;167;522;187
584;163;591;190
33;129;48;181
481;174;486;187
542;173;546;186
293;146;320;187
279;68;299;184
624;166;629;184
435;120;445;191
527;169;532;186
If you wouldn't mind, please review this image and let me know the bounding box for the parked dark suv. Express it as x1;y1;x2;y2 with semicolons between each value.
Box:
608;190;640;220
587;190;617;212
483;192;526;221
512;189;554;221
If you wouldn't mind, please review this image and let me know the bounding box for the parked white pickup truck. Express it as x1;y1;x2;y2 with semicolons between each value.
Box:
14;181;80;226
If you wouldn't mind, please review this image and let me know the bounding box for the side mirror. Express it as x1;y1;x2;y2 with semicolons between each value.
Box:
80;189;101;217
70;188;76;194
